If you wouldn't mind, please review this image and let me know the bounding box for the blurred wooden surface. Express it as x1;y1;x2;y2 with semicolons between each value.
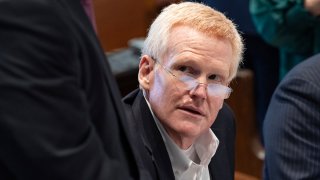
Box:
93;0;182;51
226;69;263;179
93;0;151;51
235;171;259;180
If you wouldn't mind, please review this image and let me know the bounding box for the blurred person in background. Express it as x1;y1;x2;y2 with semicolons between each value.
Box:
263;53;320;179
250;0;320;79
0;0;145;179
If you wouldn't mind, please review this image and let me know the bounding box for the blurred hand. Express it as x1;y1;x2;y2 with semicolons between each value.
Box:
304;0;320;16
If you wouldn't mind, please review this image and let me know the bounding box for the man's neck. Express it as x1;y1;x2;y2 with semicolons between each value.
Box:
165;129;196;150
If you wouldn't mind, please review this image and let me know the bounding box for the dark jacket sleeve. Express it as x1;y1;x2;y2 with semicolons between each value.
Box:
0;1;134;179
249;0;317;54
263;55;320;179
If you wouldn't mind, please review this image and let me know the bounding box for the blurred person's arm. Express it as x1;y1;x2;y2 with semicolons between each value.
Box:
304;0;320;16
249;0;318;54
263;55;320;179
0;1;135;179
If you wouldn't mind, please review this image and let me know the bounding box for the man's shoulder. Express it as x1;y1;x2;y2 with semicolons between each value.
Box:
212;103;235;130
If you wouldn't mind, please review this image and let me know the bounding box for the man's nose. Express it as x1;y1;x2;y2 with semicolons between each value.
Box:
190;83;208;99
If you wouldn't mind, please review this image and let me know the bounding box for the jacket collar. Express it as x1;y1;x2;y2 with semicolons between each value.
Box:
124;89;175;180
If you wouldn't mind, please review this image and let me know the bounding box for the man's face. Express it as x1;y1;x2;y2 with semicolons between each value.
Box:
144;25;233;148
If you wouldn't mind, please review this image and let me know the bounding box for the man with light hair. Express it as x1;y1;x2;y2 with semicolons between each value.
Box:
123;2;243;179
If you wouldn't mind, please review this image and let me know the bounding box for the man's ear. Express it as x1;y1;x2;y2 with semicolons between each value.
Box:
138;55;154;91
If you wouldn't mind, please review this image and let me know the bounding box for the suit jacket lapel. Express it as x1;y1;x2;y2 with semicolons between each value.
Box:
131;90;175;180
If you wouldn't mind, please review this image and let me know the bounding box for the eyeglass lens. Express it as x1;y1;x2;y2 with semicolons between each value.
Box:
178;75;232;99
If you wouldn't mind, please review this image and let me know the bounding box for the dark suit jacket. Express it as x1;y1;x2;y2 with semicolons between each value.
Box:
0;0;141;179
263;54;320;179
123;89;236;180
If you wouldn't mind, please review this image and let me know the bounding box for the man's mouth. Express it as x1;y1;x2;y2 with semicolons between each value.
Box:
179;105;205;116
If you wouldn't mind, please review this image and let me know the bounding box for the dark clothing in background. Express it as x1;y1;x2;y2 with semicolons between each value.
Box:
263;54;320;179
0;0;143;179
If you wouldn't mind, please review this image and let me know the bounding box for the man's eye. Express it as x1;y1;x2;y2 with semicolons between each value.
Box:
208;74;222;82
178;66;188;72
